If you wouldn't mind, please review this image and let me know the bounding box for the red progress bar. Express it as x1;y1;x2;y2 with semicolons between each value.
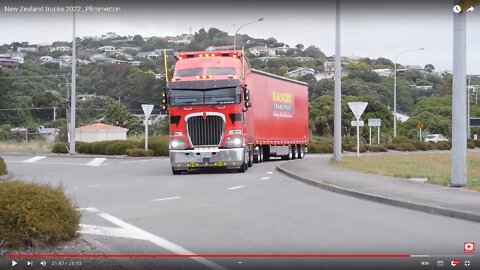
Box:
5;254;411;259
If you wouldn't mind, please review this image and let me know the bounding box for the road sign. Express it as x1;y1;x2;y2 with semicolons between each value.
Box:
351;120;364;127
143;120;152;125
368;118;381;127
470;118;480;126
417;122;424;129
141;104;154;150
348;102;368;119
141;104;154;118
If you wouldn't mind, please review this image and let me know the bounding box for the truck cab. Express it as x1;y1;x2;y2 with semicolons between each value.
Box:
166;51;251;174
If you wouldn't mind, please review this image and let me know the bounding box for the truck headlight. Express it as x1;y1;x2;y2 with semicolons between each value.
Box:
225;136;244;148
170;138;187;150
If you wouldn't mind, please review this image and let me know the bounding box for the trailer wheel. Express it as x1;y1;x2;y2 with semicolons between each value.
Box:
259;146;264;163
253;146;260;163
297;145;305;159
248;146;254;167
281;146;293;160
291;145;297;159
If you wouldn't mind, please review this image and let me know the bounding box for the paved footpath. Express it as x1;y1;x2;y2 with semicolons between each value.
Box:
278;154;480;223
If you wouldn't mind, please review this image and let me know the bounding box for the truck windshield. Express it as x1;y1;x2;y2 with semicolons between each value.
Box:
176;68;203;77
170;87;241;106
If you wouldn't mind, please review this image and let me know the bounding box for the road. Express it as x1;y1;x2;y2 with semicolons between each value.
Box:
2;154;480;270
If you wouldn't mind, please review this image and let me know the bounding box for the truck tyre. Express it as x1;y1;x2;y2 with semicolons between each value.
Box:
253;146;260;163
259;146;263;163
291;145;297;159
237;161;247;173
263;146;270;161
172;167;182;175
297;145;305;159
248;146;254;167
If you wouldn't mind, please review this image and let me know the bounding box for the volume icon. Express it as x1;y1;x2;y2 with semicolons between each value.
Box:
40;261;47;266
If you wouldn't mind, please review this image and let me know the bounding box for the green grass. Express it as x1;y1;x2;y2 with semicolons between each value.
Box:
0;141;52;154
335;152;480;190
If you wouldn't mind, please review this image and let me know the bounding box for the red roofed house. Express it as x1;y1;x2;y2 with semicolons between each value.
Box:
75;123;128;142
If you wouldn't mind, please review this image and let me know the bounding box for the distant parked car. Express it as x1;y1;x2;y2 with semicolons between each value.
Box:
425;134;448;143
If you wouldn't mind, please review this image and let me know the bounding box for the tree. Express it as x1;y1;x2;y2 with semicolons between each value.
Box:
132;35;144;46
425;64;435;73
295;43;304;53
104;101;131;127
344;61;371;71
300;45;326;59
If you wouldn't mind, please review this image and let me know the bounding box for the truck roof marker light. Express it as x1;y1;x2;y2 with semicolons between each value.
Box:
178;57;183;60
232;54;237;58
211;53;215;57
196;76;200;79
199;54;203;57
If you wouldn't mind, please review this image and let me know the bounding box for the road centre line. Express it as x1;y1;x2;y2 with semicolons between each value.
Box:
267;171;274;174
152;197;181;202
22;156;46;163
228;186;245;190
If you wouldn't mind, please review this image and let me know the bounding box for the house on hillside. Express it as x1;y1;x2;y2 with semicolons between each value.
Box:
101;32;118;39
37;126;59;142
98;46;116;53
292;56;314;62
285;67;315;78
372;68;393;77
76;123;128;142
17;47;38;53
153;49;175;59
206;45;234;51
249;45;275;56
136;51;159;59
40;56;54;63
49;46;71;52
274;45;291;53
174;34;194;44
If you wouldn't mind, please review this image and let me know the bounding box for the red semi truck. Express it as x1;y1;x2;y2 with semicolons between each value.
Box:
164;50;309;174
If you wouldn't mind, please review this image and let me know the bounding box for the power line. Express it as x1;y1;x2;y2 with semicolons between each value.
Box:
0;74;68;79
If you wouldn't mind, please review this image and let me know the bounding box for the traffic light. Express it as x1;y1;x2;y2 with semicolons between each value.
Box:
161;91;168;113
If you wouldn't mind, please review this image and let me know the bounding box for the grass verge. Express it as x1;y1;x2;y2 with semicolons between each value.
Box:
335;152;480;190
0;141;52;154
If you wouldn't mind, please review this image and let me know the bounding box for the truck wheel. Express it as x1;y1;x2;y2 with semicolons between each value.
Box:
263;146;270;161
297;145;305;159
237;161;247;173
253;146;259;164
248;146;253;167
291;145;297;159
259;146;263;163
172;167;182;175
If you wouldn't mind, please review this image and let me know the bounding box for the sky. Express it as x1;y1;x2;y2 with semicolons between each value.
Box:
1;0;479;72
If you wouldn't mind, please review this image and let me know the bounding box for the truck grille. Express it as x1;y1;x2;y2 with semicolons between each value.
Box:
187;115;225;147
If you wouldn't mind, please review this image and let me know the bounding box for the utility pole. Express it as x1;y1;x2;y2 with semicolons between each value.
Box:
53;107;57;121
451;1;467;187
69;1;77;154
333;0;342;162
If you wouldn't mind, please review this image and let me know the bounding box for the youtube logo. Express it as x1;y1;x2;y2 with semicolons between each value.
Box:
464;242;475;253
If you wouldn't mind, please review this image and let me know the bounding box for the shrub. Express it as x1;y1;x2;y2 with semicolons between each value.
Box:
394;142;417;151
386;143;396;150
467;142;476;149
352;144;367;153
342;143;354;152
391;136;412;144
413;141;429;151
126;148;154;157
89;141;112;155
0;157;7;175
475;140;480;148
0;181;79;248
76;142;93;154
435;141;451;150
51;142;68;153
366;144;388;152
143;136;169;156
105;142;137;155
308;142;333;153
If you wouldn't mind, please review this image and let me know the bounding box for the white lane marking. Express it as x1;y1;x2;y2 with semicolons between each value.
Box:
77;207;100;213
261;177;270;180
152;197;181;202
88;184;102;188
228;185;245;190
98;212;226;270
22;156;47;163
86;158;107;167
79;224;146;240
267;171;273;174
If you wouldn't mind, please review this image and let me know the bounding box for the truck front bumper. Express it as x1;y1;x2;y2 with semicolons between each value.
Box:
170;148;245;170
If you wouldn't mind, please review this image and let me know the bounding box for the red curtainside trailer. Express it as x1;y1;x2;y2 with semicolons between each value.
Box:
164;50;309;174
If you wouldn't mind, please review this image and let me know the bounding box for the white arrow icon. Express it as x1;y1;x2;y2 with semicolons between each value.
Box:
467;6;474;12
27;261;32;266
11;260;17;267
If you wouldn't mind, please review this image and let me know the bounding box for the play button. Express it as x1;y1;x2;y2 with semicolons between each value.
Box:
11;260;17;267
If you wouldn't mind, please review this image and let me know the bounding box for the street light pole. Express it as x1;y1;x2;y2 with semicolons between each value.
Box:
69;0;77;154
333;0;342;162
393;48;424;137
233;18;264;50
